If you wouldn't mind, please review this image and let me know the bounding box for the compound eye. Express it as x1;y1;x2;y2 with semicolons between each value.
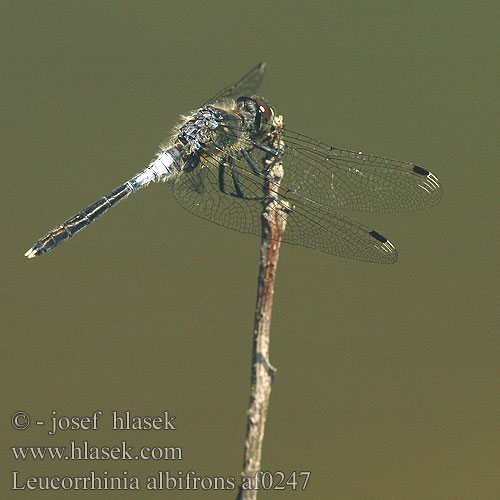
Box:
255;99;273;133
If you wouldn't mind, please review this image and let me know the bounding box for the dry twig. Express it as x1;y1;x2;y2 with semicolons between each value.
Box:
237;116;288;500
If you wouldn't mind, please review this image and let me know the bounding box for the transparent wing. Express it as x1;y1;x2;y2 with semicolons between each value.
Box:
172;150;398;263
203;62;266;106
279;129;443;212
171;153;264;238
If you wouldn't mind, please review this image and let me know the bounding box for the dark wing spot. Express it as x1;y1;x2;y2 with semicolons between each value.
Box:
369;230;388;243
413;165;430;176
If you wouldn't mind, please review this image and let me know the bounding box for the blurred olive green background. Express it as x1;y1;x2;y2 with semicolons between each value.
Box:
2;1;499;499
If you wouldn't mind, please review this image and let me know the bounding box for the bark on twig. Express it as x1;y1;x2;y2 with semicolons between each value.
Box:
236;116;287;500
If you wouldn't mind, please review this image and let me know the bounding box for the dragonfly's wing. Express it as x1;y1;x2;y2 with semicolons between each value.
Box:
180;168;209;195
172;154;264;239
276;129;443;212
172;151;398;263
203;62;266;106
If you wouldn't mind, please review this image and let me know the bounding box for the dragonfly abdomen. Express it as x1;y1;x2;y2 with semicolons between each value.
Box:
24;183;135;258
24;150;180;258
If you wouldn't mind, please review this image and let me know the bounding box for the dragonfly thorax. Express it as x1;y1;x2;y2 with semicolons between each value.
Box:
177;107;222;154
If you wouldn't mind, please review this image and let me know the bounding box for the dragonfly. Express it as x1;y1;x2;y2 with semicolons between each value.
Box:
25;63;442;263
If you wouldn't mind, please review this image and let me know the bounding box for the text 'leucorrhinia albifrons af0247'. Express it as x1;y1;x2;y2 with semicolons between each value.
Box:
25;63;442;263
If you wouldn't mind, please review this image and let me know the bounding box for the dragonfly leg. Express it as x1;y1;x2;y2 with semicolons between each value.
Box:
229;156;245;198
217;156;266;201
218;157;228;194
240;147;262;175
250;139;279;157
249;135;284;174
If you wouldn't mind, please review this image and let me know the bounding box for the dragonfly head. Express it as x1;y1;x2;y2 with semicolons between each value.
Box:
236;97;274;135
